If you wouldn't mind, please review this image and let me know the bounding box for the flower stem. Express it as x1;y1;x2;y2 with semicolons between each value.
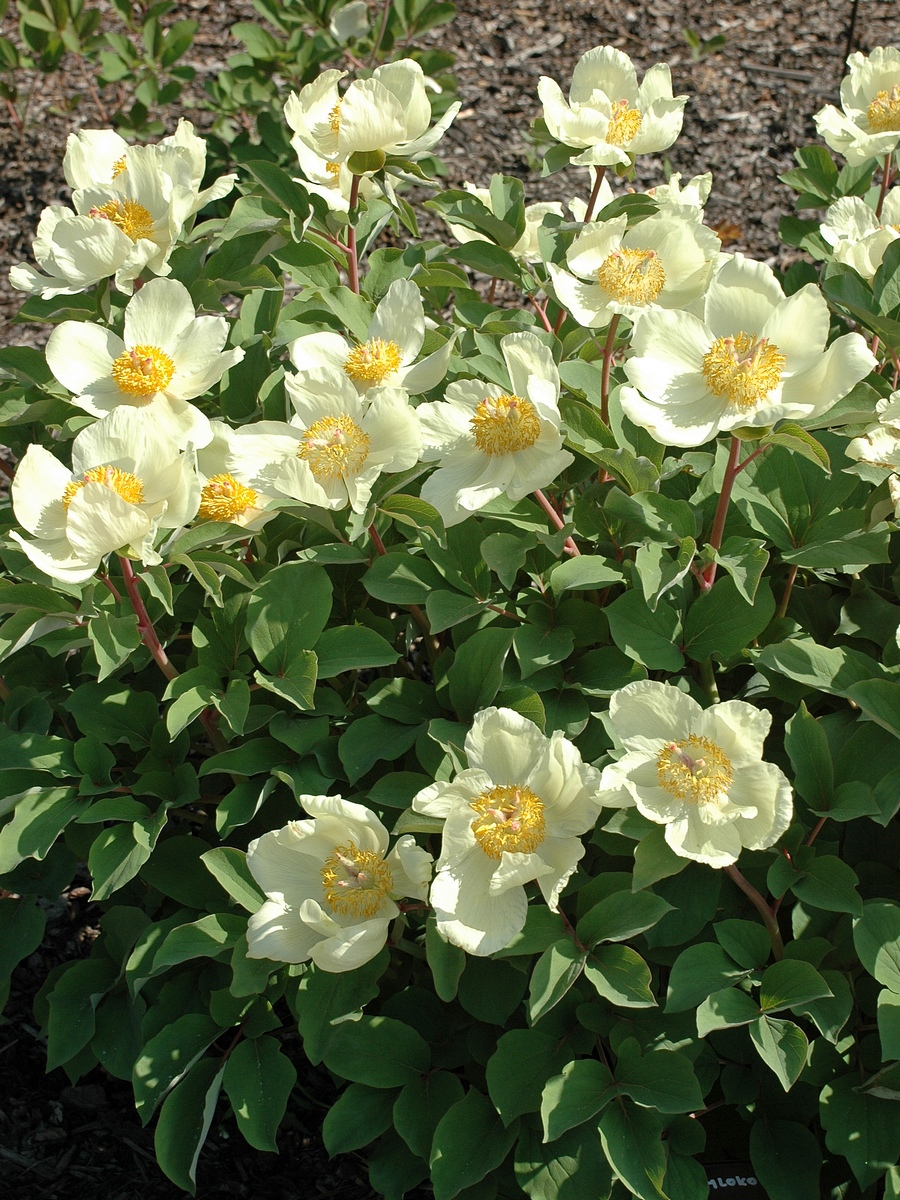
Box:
530;295;554;334
367;0;392;66
533;489;581;556
776;563;798;619
876;151;894;220
699;435;741;590
346;173;362;294
724;864;783;961
698;658;719;702
600;314;620;427
582;165;607;225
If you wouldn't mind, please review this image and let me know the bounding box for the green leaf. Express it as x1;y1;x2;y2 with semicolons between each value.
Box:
854;900;900;991
0;895;45;1002
821;1073;900;1190
200;848;265;913
314;625;399;676
338;715;421;785
528;940;586;1023
223;1036;297;1152
666;943;751;1012
682;576;775;662
576;890;672;946
541;1059;616;1142
292;951;389;1064
322;1082;395;1155
245;561;332;672
842;678;900;742
244;158;311;226
749;1015;808;1091
154;1057;225;1196
514;623;575;679
583;944;656;1008
486;1029;569;1126
598;1101;669;1200
615;1044;704;1113
750;1119;822;1200
714;919;771;969
784;702;833;808
430;1090;520;1200
380;493;446;541
713;536;769;604
0;787;81;872
153;914;246;972
393;1071;465;1160
447;627;515;719
133;1014;222;1121
878;990;900;1059
88;610;141;680
46;958;117;1071
758;959;833;1013
759;423;830;470
605;591;684;671
696;987;760;1036
323;1015;430;1088
64;681;158;749
635;539;696;611
549;556;625;596
631;826;688;890
364;552;445;603
792;853;862;916
515;1123;613;1200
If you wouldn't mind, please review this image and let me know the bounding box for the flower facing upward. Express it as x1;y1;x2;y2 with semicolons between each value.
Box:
412;708;604;955
620;254;877;446
417;331;574;526
288;280;456;395
598;680;793;867
538;46;687;169
44;278;243;447
246;796;432;973
815;47;900;165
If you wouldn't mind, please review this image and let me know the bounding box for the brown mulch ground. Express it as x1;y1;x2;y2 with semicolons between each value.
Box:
1;1;900;1196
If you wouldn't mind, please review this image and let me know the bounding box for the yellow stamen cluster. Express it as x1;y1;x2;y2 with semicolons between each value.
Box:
88;198;154;243
471;784;546;859
111;344;175;396
343;338;403;385
606;99;643;146
701;332;786;410
470;394;542;456
199;474;258;522
321;843;393;918
299;413;371;481
597;247;666;305
326;161;342;179
62;464;144;511
657;735;734;805
329;101;342;134
112;155;127;178
867;85;900;133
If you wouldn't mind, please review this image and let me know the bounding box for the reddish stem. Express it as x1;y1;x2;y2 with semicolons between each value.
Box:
369;523;387;556
724;864;783;961
529;295;554;334
700;436;741;589
777;563;798;619
346;173;362;294
805;815;828;847
533;489;581;556
600;314;620;427
876;152;894;220
119;556;178;683
582;165;607;225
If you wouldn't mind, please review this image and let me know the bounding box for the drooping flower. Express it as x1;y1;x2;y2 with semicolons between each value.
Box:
412;707;604;956
284;60;460;170
442;183;565;264
288;279;456;395
61;119;236;217
10;144;196;298
228;373;421;515
44;278;244;446
246;795;432;973
538;46;687;169
820;190;900;281
619;254;877;446
548;211;720;329
598;680;793;867
814;47;900;166
11;406;199;584
417;331;574;526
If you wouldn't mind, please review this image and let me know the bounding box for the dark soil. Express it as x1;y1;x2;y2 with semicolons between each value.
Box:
1;1;900;1197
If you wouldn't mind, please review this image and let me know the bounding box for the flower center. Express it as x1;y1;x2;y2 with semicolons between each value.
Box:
62;464;144;511
112;155;127;179
298;413;371;481
89;198;154;243
596;247;666;305
326;161;341;179
867;85;900;133
701;332;786;410
606;99;643;146
198;474;258;521
321;843;393;918
111;344;175;396
471;784;546;859
343;338;403;385
470;393;542;456
329;101;341;134
657;735;734;805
